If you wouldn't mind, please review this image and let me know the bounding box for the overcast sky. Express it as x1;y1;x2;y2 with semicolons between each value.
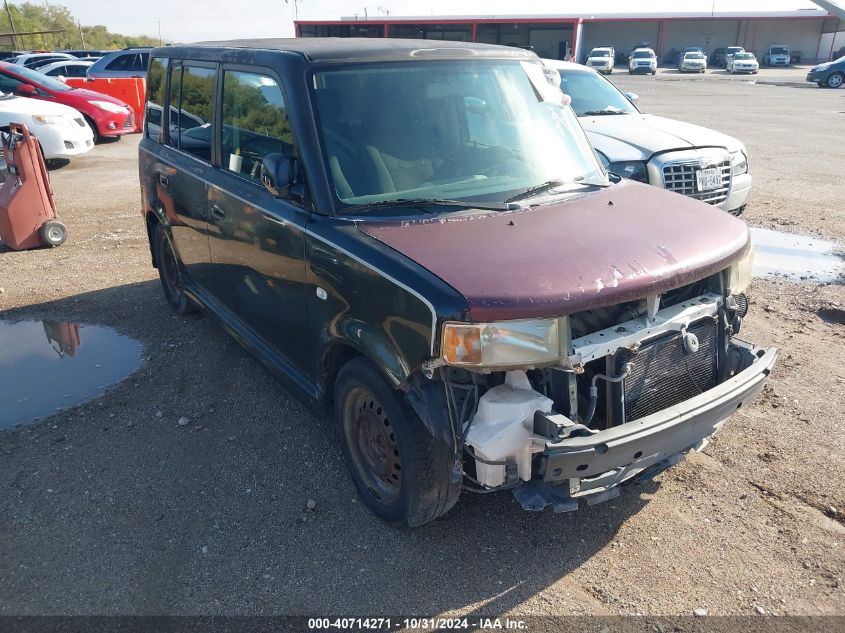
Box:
54;0;826;42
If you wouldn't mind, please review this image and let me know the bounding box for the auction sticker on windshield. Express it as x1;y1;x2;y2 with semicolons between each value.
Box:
696;167;720;191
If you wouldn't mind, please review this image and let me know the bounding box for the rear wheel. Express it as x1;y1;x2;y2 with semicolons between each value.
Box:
40;220;67;247
153;220;194;314
827;72;844;89
334;358;459;528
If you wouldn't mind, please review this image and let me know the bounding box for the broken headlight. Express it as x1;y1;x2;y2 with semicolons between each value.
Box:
727;241;755;295
441;319;562;368
606;160;648;183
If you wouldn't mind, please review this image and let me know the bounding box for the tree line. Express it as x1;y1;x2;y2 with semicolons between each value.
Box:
2;2;160;51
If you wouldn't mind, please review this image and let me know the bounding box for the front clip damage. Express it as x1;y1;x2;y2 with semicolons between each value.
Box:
511;452;685;512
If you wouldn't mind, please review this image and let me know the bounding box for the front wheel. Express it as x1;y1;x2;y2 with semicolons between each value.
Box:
153;220;195;314
334;358;460;528
827;72;844;89
82;115;101;144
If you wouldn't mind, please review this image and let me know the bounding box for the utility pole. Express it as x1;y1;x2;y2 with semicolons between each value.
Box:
78;19;86;50
158;20;162;46
4;1;18;50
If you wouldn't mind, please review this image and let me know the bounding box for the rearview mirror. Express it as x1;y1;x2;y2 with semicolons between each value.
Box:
14;84;36;96
261;153;300;200
624;91;639;103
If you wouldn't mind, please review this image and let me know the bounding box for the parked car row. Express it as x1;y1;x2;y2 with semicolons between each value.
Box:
591;42;806;74
0;59;136;160
0;47;151;80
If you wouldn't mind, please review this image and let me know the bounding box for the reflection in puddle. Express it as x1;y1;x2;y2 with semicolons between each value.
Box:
0;320;141;429
750;227;844;283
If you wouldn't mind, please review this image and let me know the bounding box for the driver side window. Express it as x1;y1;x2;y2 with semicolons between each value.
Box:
220;69;293;184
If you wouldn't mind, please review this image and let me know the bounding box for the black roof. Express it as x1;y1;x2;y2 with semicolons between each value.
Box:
175;37;537;62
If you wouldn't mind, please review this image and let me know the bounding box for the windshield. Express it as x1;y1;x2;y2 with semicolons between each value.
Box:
6;63;72;91
557;68;638;117
590;50;611;57
771;47;788;55
312;60;607;209
632;51;654;59
734;53;755;60
685;53;706;60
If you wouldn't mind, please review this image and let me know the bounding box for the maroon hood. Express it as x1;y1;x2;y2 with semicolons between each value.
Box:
357;180;750;321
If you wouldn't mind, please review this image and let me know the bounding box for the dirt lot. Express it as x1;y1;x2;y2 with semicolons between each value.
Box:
0;76;843;620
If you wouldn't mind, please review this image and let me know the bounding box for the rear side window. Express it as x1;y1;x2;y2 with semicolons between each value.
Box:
145;57;168;142
167;64;216;162
220;69;293;183
106;53;147;72
106;53;132;71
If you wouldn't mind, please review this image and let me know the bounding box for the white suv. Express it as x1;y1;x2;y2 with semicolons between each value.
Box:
629;48;657;74
586;47;615;75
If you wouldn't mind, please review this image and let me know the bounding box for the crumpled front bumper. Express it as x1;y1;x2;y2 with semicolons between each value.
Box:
523;342;777;508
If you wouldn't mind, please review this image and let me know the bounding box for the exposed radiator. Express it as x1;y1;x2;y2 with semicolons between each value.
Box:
615;318;719;422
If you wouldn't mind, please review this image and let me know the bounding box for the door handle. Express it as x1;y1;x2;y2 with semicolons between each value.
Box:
158;173;169;186
211;205;226;220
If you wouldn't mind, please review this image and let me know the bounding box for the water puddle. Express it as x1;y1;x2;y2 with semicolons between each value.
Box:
0;320;141;429
750;227;844;283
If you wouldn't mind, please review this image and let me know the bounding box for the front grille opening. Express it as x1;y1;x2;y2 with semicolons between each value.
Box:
663;160;732;205
616;317;719;422
548;314;722;429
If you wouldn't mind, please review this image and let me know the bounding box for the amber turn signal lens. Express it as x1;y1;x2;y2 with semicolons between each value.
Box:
442;324;482;365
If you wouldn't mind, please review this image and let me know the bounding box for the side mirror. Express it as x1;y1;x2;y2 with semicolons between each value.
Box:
261;153;300;200
624;91;639;103
15;84;36;96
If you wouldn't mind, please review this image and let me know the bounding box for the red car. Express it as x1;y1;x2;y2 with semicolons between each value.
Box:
0;61;135;143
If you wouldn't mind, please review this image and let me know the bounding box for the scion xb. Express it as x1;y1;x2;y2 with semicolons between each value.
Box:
139;39;775;527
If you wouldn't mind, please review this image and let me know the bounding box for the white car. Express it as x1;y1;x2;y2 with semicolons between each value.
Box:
763;44;790;67
585;47;615;75
0;92;94;159
727;52;759;74
629;48;657;74
10;52;76;68
679;51;707;73
544;59;751;215
38;60;94;79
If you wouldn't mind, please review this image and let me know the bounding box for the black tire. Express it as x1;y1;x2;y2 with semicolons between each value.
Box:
826;72;844;89
153;220;195;314
39;220;67;246
334;357;460;528
83;115;101;144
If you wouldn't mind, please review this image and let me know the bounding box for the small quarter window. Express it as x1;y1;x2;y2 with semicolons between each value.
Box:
145;57;168;142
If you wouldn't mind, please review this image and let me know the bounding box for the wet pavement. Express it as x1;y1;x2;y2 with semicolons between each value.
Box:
750;227;844;283
0;320;141;429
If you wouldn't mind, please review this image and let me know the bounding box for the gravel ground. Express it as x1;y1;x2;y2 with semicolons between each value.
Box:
0;76;843;619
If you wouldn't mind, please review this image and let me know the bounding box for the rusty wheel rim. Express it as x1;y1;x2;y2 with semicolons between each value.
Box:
343;386;402;503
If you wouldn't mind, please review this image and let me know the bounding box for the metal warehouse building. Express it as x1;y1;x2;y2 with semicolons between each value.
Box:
296;9;845;63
